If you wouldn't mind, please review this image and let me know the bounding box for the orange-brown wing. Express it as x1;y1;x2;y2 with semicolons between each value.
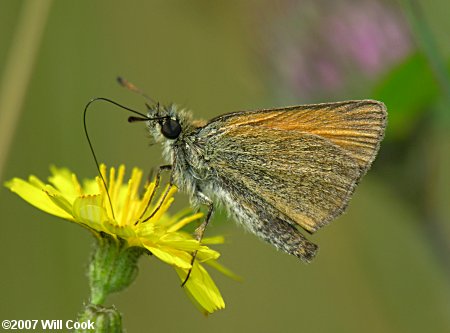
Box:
212;100;387;172
199;100;386;233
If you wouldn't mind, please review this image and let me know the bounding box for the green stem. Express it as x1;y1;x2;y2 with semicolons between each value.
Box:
404;0;450;282
0;0;53;179
404;0;450;104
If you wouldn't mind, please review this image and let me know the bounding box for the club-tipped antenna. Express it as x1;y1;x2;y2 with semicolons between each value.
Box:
117;76;157;105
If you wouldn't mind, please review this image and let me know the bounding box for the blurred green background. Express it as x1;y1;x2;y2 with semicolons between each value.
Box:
1;0;449;332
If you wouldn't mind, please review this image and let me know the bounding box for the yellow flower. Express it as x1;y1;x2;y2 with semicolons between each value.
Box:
5;164;232;314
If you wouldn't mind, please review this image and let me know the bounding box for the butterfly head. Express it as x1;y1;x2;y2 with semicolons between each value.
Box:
146;103;194;142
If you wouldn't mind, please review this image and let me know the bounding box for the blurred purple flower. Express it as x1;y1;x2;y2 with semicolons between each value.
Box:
327;1;411;75
251;0;413;100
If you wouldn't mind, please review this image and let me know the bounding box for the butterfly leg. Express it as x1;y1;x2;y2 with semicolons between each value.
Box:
139;164;172;223
181;191;214;287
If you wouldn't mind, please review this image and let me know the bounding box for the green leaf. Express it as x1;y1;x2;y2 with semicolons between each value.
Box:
373;53;440;139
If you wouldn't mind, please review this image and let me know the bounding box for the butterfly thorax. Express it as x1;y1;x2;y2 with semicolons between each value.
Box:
147;105;213;206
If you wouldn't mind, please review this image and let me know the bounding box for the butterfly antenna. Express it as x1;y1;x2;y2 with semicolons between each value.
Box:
117;76;157;105
83;97;154;219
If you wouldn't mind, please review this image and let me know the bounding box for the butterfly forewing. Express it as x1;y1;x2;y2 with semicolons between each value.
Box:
199;100;386;233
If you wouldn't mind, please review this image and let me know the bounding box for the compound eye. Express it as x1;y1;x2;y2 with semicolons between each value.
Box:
160;118;182;139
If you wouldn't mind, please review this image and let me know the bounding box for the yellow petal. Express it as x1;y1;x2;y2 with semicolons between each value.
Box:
82;178;100;195
143;185;177;223
196;246;221;262
48;166;78;200
159;239;200;252
201;235;225;245
72;195;109;232
5;178;72;219
44;185;75;216
158;233;201;251
104;222;136;240
176;263;225;314
205;260;241;281
28;175;47;188
144;245;192;269
167;212;203;232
